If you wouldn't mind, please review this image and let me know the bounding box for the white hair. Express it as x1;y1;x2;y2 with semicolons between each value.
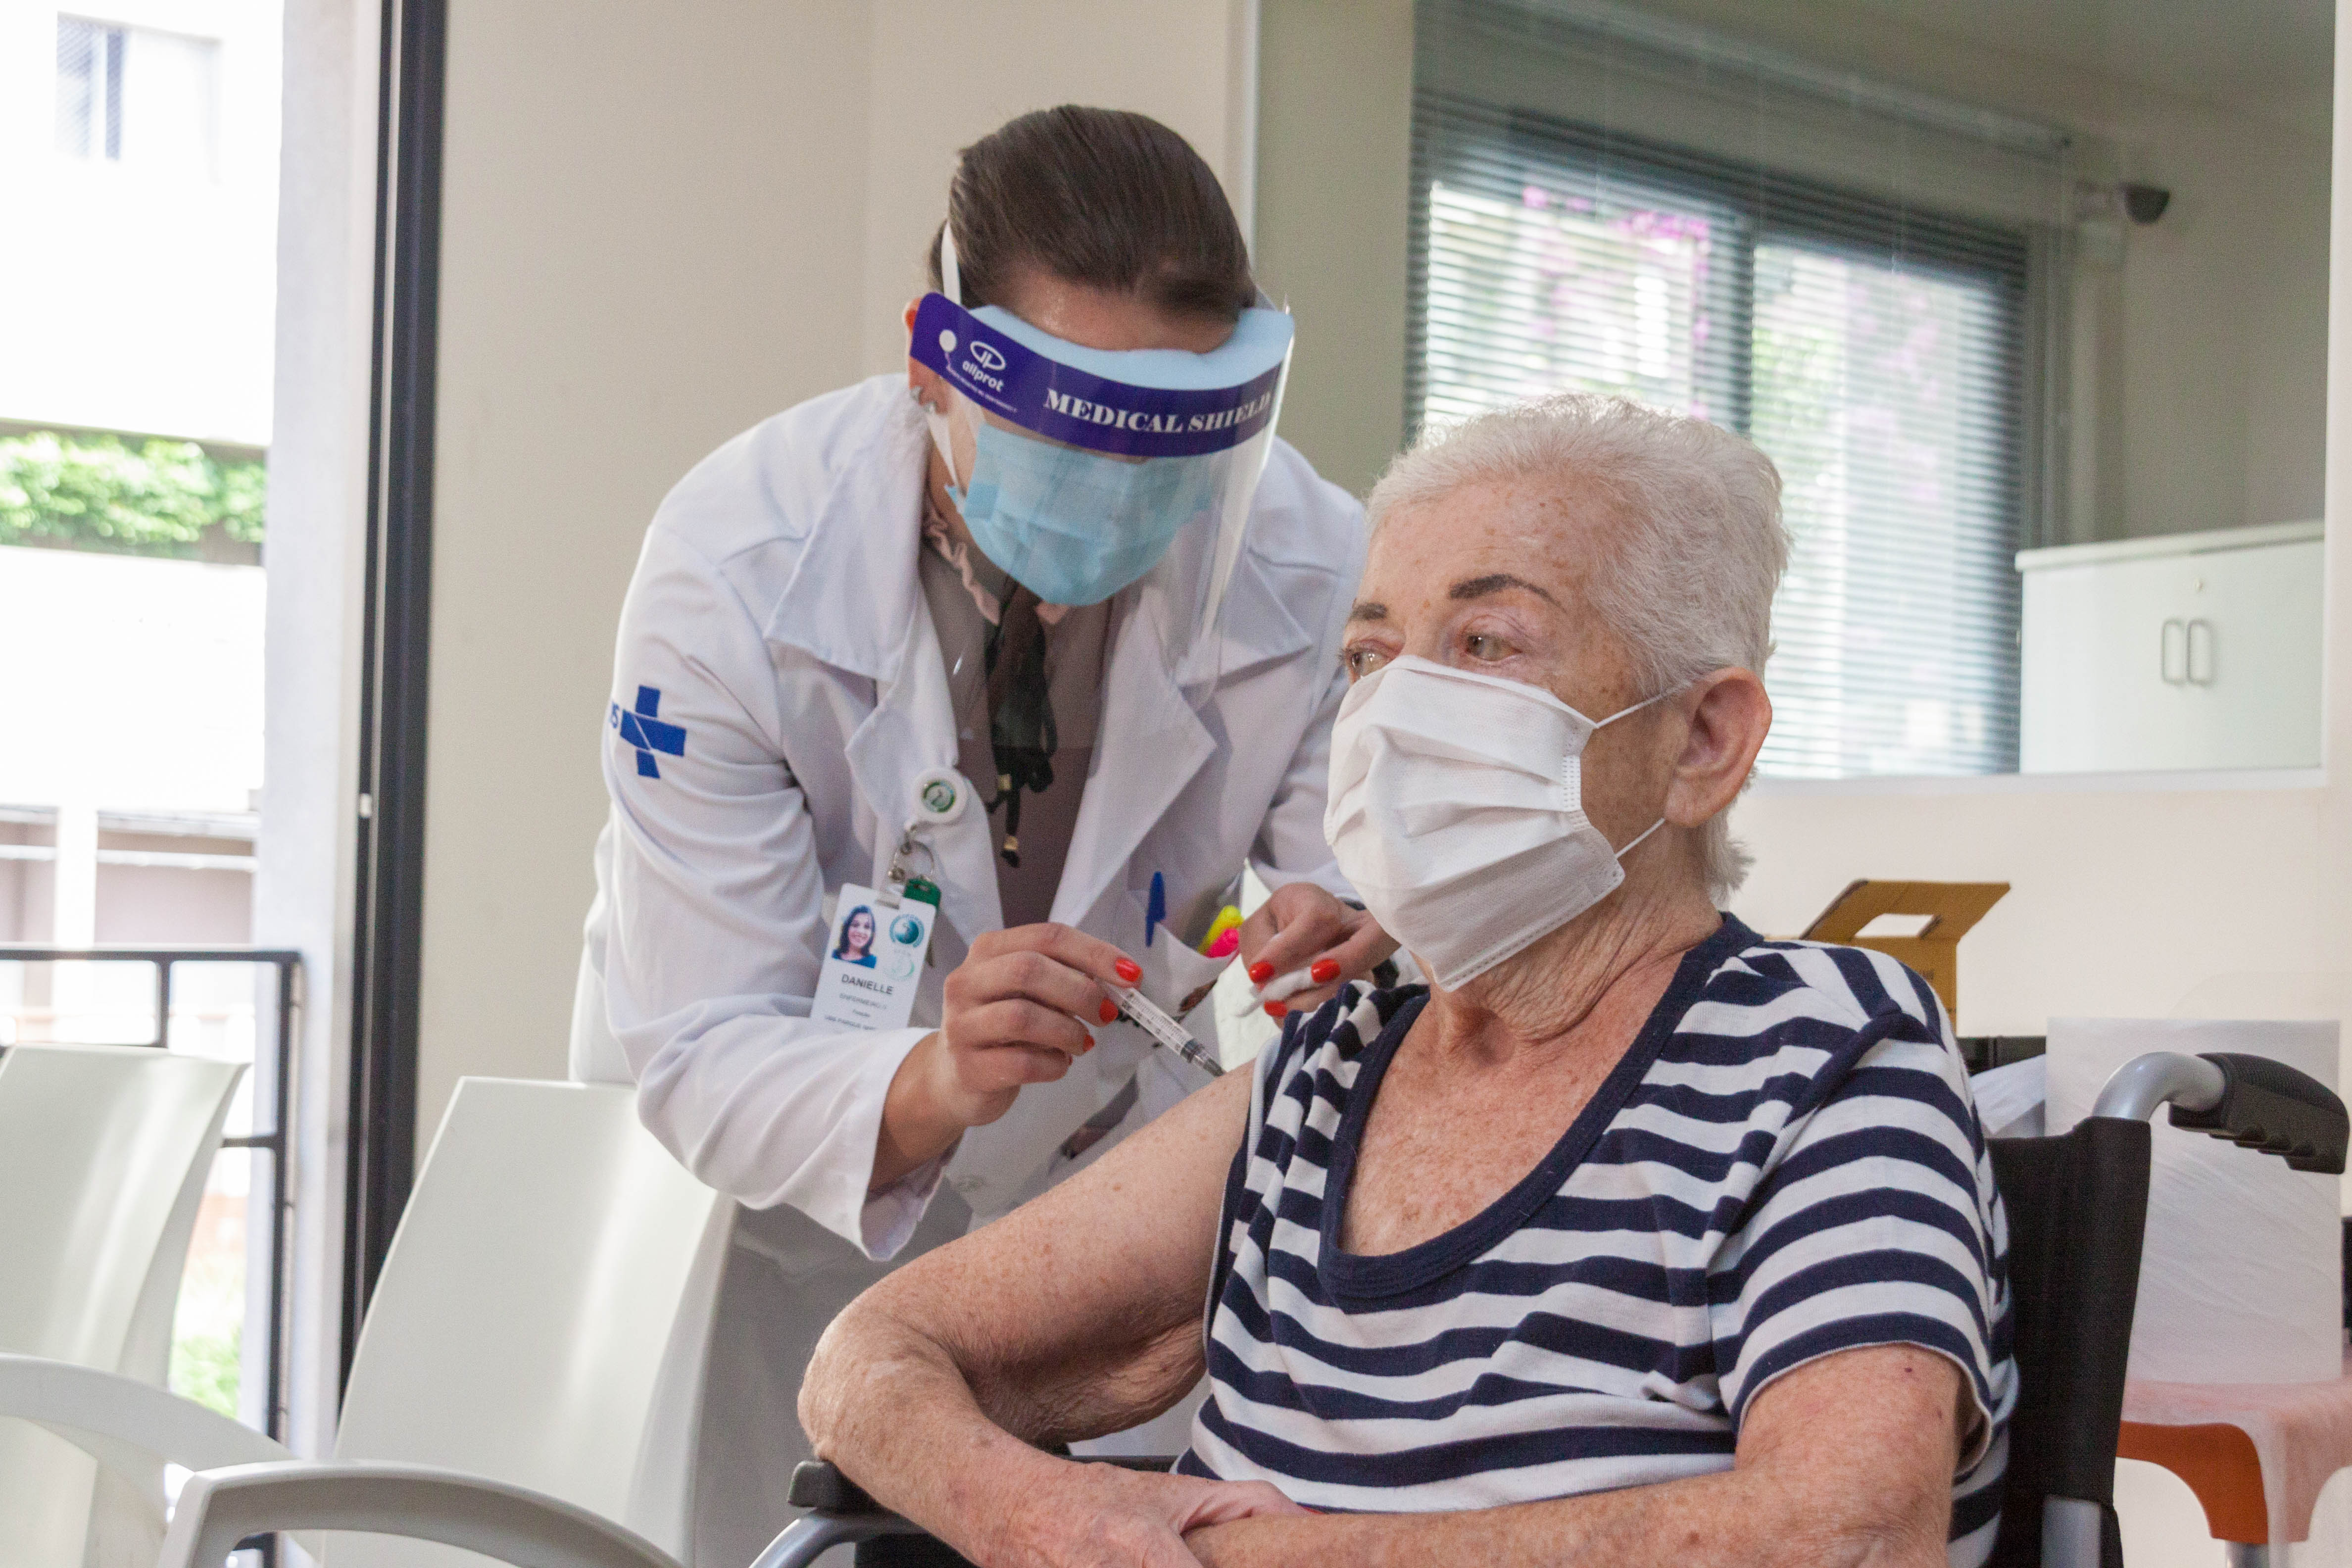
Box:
1366;394;1789;902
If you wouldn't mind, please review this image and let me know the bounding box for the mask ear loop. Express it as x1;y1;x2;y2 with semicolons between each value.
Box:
1591;684;1678;730
1590;681;1686;859
1613;815;1666;862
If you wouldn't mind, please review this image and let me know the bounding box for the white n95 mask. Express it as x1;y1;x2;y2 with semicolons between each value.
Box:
1324;655;1667;990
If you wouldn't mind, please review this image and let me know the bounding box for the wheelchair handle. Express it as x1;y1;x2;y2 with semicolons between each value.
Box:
2092;1051;2349;1175
2092;1052;2224;1122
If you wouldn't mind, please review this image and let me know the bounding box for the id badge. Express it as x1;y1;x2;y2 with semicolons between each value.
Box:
811;883;934;1031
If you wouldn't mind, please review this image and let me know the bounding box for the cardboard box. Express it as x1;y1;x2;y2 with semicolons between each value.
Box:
1801;880;2009;1024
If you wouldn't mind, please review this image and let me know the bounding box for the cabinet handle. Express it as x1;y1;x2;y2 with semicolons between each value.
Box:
2187;618;2216;685
2161;619;2188;685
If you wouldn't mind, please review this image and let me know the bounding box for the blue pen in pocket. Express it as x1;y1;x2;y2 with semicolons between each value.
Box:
1145;871;1166;947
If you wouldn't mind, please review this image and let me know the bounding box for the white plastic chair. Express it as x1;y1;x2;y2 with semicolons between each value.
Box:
7;1077;734;1567
326;1077;733;1564
0;1041;247;1567
158;1462;679;1568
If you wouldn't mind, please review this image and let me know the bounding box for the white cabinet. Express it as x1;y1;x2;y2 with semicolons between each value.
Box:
2017;520;2322;774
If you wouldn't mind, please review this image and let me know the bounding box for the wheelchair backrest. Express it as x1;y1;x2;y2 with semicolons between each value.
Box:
1985;1120;2151;1568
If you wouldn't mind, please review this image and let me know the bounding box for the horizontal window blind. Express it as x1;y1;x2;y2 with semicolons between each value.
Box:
1411;2;2042;777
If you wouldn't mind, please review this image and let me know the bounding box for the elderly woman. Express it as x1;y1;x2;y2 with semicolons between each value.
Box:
800;394;2014;1568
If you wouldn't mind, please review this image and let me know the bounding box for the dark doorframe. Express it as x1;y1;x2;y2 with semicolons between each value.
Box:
343;0;445;1383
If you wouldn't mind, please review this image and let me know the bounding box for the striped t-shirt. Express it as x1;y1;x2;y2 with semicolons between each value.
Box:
1178;916;2014;1566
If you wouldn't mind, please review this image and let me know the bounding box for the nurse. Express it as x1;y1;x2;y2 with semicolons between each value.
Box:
570;106;1389;1560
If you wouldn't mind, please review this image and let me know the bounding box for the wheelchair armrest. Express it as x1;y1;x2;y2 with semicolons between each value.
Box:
770;1456;1186;1568
2169;1052;2350;1174
787;1453;1181;1515
786;1460;880;1514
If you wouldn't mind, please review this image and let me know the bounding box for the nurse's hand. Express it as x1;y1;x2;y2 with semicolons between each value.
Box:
874;924;1141;1189
1238;883;1399;1022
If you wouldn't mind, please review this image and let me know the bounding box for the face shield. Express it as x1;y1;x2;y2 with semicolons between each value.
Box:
909;233;1294;634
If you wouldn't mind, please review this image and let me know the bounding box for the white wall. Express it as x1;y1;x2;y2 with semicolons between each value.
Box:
1726;777;2335;1035
853;0;1257;376
0;0;282;443
1252;0;1415;499
416;0;1259;1149
419;0;871;1147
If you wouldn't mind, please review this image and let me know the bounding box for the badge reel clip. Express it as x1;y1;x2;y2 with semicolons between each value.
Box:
881;768;966;931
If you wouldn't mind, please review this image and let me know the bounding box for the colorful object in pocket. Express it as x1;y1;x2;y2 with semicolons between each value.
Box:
1199;904;1243;958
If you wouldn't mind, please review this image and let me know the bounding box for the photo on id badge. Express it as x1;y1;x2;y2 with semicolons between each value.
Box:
812;883;932;1031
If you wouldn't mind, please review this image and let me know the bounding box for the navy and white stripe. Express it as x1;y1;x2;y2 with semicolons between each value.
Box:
1178;915;2015;1566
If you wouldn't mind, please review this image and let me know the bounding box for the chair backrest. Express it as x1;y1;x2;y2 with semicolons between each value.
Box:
1986;1120;2153;1568
332;1078;733;1567
0;1042;246;1567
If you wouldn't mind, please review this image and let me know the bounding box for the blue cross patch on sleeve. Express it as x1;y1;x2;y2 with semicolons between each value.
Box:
610;685;686;779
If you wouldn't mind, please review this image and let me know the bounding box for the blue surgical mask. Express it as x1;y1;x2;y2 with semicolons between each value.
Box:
932;415;1220;607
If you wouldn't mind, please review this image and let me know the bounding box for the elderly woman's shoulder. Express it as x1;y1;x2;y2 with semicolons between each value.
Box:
1651;925;1981;1144
1675;923;1961;1089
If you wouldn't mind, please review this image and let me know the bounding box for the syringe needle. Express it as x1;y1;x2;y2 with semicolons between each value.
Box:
1113;988;1224;1078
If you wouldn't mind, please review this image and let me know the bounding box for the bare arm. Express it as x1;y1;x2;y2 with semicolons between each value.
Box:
800;1067;1307;1568
1185;1344;1967;1568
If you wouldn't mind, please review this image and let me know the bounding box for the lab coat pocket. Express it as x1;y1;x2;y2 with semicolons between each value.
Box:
1140;934;1230;1021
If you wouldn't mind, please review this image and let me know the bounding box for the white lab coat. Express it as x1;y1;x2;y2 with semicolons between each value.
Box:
568;374;1365;1563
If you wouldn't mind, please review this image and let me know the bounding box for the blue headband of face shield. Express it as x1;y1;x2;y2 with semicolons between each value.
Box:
909;276;1294;607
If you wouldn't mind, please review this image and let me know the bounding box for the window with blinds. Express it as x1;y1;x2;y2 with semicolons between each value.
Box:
1410;8;2045;778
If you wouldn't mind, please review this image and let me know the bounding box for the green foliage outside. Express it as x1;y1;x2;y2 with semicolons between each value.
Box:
169;1192;246;1421
171;1321;242;1418
0;430;266;557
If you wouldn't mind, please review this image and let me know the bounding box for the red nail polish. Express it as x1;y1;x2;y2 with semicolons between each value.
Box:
1310;958;1341;985
1099;998;1120;1025
1247;961;1275;985
1264;1001;1288;1019
1115;957;1142;983
1081;1033;1095;1053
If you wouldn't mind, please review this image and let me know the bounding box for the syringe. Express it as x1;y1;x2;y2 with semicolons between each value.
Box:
1112;986;1224;1078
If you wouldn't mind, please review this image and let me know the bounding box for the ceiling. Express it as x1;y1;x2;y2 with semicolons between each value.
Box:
1634;0;2334;139
1842;0;2332;136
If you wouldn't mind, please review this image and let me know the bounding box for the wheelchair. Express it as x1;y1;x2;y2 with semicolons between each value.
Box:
757;1049;2351;1568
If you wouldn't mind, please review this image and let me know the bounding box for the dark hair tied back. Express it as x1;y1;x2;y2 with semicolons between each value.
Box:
927;105;1256;323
